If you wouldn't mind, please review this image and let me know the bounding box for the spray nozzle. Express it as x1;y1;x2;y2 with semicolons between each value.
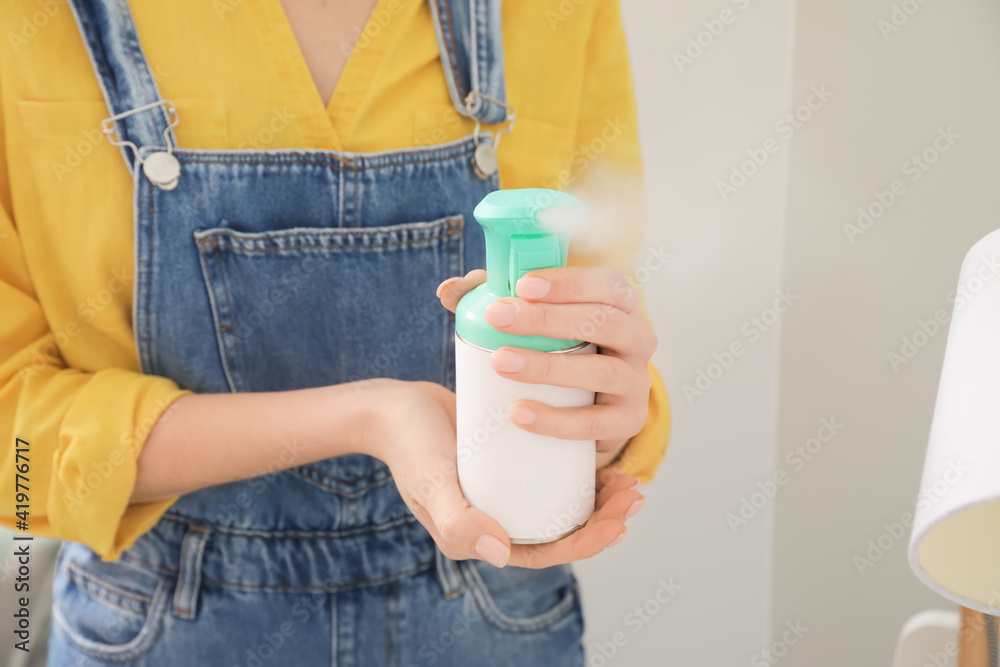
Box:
472;189;584;297
457;189;587;352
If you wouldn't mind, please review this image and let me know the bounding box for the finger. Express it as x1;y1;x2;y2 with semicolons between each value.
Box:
509;519;624;568
400;463;511;567
437;270;487;312
509;486;642;568
484;299;655;359
490;346;634;395
597;470;641;507
514;267;640;315
507;400;647;443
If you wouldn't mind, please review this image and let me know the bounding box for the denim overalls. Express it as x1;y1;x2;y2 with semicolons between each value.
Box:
48;1;585;665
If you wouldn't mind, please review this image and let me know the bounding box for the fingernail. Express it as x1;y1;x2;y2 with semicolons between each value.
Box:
608;529;627;548
628;477;641;490
508;403;535;425
625;498;645;520
475;534;510;568
485;301;517;327
436;277;461;298
492;349;525;373
516;276;550;299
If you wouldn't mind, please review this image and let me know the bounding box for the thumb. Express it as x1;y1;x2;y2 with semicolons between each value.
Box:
436;269;487;313
416;468;511;568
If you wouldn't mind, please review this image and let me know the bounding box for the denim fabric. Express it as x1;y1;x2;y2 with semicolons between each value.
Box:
47;1;586;665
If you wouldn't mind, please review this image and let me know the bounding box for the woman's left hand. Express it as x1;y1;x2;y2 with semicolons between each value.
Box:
438;266;657;466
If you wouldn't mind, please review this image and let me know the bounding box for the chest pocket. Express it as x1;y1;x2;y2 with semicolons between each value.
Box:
17;98;228;149
193;215;464;395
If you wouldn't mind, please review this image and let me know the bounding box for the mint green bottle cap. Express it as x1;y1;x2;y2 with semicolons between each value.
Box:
456;188;587;352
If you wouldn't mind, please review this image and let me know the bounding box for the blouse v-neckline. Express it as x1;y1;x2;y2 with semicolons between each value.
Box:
258;0;403;152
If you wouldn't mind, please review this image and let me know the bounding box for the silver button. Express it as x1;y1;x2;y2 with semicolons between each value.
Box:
142;151;181;191
472;142;498;179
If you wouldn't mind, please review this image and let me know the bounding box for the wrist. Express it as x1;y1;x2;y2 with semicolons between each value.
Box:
349;377;409;462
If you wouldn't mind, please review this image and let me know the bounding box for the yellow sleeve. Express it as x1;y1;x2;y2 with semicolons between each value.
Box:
567;0;670;484
0;88;190;560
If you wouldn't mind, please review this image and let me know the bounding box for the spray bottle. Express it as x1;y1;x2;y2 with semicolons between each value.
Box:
456;188;597;544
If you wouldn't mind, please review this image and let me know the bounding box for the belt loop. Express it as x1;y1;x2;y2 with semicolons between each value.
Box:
434;547;464;600
172;526;210;620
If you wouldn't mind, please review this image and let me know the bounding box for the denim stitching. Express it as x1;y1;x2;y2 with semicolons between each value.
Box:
196;559;434;593
197;224;461;253
459;562;579;634
66;561;152;611
193;234;242;392
173;527;209;619
174;144;482;171
289;467;393;497
160;512;418;539
440;0;467;101
296;462;389;486
53;571;169;662
382;583;390;665
194;216;461;245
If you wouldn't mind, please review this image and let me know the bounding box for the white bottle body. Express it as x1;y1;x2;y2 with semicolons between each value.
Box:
456;335;597;543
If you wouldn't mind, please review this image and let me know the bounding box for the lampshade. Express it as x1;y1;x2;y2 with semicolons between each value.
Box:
909;227;1000;615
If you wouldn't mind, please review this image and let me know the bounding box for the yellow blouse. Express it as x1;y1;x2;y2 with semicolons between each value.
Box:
0;0;670;559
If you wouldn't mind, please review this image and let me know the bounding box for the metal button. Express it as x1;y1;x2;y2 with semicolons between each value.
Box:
142;151;181;191
472;142;498;179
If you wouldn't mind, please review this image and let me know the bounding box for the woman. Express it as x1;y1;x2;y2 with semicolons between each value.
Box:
0;0;670;664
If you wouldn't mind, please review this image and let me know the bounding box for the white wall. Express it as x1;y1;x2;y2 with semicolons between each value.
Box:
577;1;795;664
772;0;1000;665
582;1;1000;665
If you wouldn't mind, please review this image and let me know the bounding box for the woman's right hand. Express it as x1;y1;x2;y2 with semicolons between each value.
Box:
362;379;644;569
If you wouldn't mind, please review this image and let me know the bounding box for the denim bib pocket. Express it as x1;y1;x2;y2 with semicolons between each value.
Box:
193;215;464;394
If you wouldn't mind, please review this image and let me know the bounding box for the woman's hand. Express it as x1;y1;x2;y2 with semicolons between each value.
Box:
363;379;644;569
437;267;657;467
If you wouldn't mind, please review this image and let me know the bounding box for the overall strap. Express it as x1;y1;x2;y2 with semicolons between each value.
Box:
428;0;510;125
66;0;176;173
